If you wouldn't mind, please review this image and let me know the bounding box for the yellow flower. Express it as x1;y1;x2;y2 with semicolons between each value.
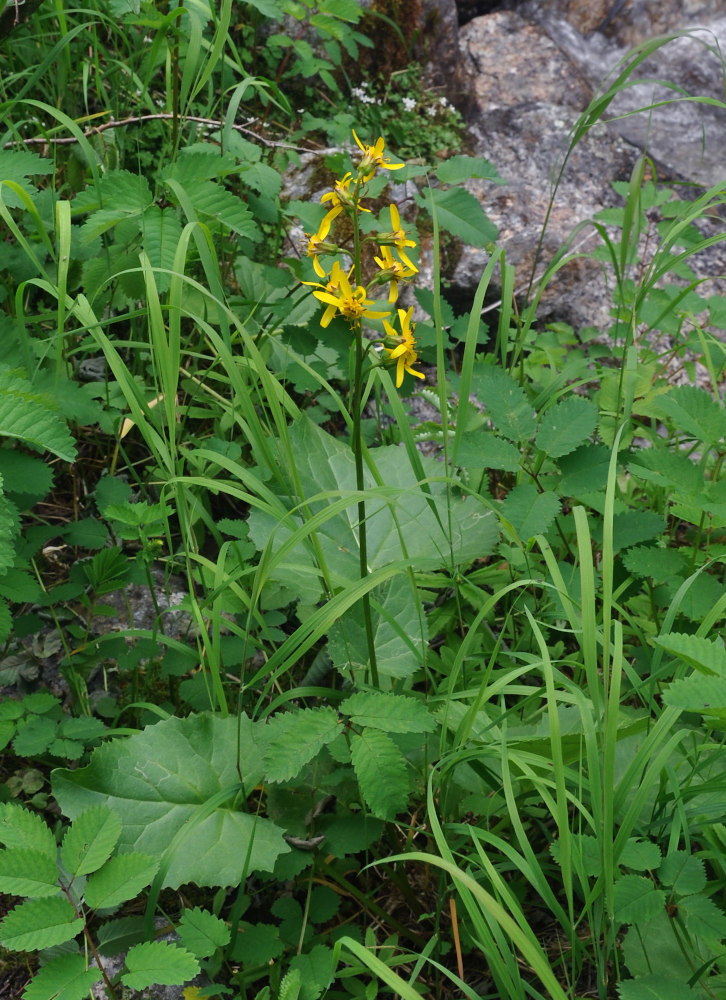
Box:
352;130;405;182
321;172;370;218
383;307;425;387
378;204;418;271
305;214;339;278
373;245;418;303
313;265;390;328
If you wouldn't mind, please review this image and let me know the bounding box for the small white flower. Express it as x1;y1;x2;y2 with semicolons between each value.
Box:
426;105;437;117
438;96;449;107
402;97;416;113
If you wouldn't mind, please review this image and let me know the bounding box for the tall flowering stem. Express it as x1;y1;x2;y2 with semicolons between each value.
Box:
301;132;424;688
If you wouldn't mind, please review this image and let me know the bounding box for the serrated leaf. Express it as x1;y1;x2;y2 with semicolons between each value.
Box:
340;691;436;734
178;906;231;959
0;596;11;642
613;875;665;925
678;891;726;940
622;547;687;583
456;431;522;471
653;633;726;677
619;839;662;872
417;186;497;246
13;715;57;755
535;397;597;458
288;944;335;1000
84;851;159;909
140;205;183;292
0;370;76;462
502;483;560;542
605;512;666;552
0;848;58;897
22;952;102;1000
658;852;706;895
654;385;726;446
181;179;260;240
0;803;57;857
628;448;703;495
97;916;146;956
550;834;600;876
434;155;505;185
0;448;52;498
52;713;289;889
350;729;408;820
0;897;83;951
0;149;52;207
471;367;536;443
618;975;700;1000
165;149;240;184
663;674;726;714
262;707;341;783
61;805;122;878
121;941;199;990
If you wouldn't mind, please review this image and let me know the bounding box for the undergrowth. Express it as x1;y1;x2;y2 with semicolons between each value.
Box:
0;4;726;1000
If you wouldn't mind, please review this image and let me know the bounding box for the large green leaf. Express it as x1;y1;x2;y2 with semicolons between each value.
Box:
618;975;701;1000
247;418;497;601
653;385;726;446
51;713;289;888
0;848;59;897
613;875;665;925
663;674;726;715
327;578;428;681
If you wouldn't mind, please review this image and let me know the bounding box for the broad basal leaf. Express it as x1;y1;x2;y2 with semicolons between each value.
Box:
52;713;289;888
327;578;428;681
22;953;101;1000
247;419;497;600
0;897;83;952
61;804;121;878
350;729;408;820
340;691;436;735
85;852;159;909
261;707;341;783
121;941;199;990
0;848;58;897
618;975;701;1000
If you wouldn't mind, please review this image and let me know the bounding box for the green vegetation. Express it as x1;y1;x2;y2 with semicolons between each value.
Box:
1;3;726;999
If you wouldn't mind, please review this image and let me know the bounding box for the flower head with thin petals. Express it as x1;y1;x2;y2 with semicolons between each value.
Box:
352;130;404;182
377;204;418;271
383;307;425;387
321;172;370;219
304;214;340;278
313;265;390;329
373;245;418;303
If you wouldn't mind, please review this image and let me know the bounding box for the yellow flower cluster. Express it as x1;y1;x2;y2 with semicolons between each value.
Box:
302;131;425;388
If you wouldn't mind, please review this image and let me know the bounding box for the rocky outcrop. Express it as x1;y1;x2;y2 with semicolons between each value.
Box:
446;0;726;332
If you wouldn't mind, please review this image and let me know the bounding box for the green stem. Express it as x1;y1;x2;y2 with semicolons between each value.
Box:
351;178;379;688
